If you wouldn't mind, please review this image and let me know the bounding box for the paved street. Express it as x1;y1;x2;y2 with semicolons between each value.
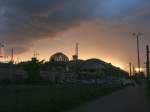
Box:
67;85;149;112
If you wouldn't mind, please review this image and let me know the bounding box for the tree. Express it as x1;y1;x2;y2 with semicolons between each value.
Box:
20;58;43;82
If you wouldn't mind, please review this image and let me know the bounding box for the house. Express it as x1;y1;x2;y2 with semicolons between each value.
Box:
40;71;76;83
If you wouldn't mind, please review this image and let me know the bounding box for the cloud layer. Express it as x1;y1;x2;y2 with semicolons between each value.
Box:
0;0;150;55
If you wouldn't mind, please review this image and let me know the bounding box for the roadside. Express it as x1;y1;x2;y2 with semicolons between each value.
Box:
67;85;149;112
0;84;123;112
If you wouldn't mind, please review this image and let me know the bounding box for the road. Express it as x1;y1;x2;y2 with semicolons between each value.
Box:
67;85;149;112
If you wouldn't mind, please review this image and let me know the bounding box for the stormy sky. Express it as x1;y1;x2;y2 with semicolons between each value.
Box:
0;0;150;70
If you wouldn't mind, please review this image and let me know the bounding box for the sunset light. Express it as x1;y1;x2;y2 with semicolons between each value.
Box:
0;1;149;112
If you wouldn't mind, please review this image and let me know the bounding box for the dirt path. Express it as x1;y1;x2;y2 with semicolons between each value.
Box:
67;85;149;112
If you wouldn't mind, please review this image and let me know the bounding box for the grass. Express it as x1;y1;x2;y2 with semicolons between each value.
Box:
0;84;123;112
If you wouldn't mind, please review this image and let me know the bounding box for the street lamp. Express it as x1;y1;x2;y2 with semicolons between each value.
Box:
146;45;150;79
132;32;143;73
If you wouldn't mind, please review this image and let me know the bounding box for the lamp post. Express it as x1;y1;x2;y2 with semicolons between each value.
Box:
129;62;132;76
146;45;150;79
133;32;143;73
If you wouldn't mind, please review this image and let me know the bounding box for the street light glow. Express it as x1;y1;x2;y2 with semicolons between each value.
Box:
135;67;144;72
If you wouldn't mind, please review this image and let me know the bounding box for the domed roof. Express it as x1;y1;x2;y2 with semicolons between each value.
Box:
51;52;67;57
82;58;106;69
84;58;106;65
50;52;69;62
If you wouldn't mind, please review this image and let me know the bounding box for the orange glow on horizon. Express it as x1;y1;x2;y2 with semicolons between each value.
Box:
12;51;127;71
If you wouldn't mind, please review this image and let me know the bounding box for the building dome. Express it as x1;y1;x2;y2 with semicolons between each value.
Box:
83;58;106;70
50;52;69;62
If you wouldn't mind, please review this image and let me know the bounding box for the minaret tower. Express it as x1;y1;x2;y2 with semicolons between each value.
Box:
73;43;79;61
10;48;14;63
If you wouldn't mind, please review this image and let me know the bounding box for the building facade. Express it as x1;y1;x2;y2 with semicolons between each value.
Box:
50;52;69;62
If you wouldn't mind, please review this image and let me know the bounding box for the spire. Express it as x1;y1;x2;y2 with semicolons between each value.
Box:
73;43;79;61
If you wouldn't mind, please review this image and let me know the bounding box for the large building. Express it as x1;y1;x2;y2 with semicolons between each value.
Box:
50;52;69;62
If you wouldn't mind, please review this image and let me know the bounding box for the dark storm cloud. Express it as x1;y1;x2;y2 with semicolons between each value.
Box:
0;0;149;54
0;0;102;53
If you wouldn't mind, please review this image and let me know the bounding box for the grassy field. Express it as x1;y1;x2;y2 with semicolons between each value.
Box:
0;84;123;112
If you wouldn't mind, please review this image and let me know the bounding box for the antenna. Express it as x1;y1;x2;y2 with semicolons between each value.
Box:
33;50;39;58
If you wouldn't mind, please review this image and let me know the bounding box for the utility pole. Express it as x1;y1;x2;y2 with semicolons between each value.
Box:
129;62;132;76
133;65;135;76
146;45;150;79
133;32;143;73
